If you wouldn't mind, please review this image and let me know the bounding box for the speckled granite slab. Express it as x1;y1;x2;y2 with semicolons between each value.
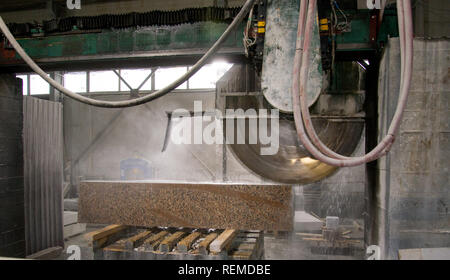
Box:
79;181;293;231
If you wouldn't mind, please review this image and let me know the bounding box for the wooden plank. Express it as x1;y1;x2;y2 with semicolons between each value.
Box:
159;231;186;253
230;250;253;260
295;232;323;238
92;236;109;250
302;237;362;245
84;225;127;243
198;232;219;255
302;237;326;242
79;182;294;231
210;230;238;254
177;231;202;253
233;243;256;251
125;230;153;250
26;247;63;260
143;231;169;251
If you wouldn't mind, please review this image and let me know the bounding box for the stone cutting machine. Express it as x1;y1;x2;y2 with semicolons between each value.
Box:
0;0;404;184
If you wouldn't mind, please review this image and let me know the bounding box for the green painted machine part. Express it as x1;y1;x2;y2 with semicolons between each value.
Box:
0;7;400;72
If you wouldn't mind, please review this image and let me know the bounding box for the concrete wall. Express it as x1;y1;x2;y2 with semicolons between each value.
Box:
0;75;25;258
377;38;450;259
414;0;450;38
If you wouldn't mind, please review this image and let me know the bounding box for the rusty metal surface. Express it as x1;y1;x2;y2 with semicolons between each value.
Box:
78;181;294;231
23;96;64;255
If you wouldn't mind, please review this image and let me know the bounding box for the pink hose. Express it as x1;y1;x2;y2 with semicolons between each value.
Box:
292;0;413;167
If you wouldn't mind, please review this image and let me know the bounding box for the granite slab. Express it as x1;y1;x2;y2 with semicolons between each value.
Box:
78;181;294;231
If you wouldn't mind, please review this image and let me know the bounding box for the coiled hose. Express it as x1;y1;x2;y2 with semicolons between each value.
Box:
292;0;413;167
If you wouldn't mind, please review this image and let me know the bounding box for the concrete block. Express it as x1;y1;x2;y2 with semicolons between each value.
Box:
64;223;86;239
64;198;78;211
64;211;78;226
294;211;323;232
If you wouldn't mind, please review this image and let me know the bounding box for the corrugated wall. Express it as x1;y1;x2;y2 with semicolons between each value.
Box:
0;75;25;258
23;96;64;255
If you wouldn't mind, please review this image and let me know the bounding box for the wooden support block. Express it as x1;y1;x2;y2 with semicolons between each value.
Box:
84;225;127;243
159;231;186;253
230;250;253;260
210;230;238;254
26;247;63;260
198;232;219;255
143;231;169;251
92;236;110;250
302;237;326;242
295;232;323;238
177;231;202;253
233;243;256;251
125;230;153;250
104;239;127;251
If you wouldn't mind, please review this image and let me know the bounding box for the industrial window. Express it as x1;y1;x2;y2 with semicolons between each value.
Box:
155;67;188;90
89;71;119;92
64;72;87;93
119;69;153;91
30;74;50;95
189;62;233;89
15;61;233;96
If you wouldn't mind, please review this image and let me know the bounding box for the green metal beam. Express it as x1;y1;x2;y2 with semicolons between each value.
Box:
0;22;246;72
0;9;400;71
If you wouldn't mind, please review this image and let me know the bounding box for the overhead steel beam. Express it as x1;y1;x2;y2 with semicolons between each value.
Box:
0;22;246;72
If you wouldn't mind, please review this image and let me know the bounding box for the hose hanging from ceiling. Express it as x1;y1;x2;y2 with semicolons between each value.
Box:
292;0;414;167
0;0;256;108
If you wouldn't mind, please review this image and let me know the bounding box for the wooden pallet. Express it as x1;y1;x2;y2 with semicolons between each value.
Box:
84;225;264;260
